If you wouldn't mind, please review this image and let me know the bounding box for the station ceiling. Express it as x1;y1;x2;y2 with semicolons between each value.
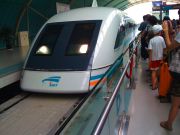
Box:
97;0;180;10
0;0;179;47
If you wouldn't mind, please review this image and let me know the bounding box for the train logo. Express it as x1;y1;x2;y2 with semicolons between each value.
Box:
42;76;61;87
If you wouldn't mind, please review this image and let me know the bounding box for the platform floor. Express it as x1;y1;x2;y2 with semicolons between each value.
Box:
128;60;180;135
0;47;29;88
0;47;29;76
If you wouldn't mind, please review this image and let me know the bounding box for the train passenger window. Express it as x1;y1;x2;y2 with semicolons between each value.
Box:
114;25;125;49
35;24;63;55
128;22;133;28
65;23;95;55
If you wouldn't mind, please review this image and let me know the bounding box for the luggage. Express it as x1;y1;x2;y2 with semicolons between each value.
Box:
159;62;172;97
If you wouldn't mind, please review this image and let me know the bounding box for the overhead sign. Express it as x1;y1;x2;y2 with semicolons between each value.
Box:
152;1;162;11
165;4;180;10
152;6;161;11
152;1;162;7
152;3;180;11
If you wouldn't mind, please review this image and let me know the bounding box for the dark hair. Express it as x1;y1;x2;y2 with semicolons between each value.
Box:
143;14;151;21
148;15;158;26
178;9;180;15
163;16;170;21
143;15;146;21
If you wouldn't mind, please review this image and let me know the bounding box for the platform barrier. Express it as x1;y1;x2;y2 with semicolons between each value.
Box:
59;37;140;135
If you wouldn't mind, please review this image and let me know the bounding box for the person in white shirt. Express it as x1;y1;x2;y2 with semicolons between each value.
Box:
148;24;166;96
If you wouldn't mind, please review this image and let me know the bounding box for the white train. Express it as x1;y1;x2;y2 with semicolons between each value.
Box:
20;7;137;93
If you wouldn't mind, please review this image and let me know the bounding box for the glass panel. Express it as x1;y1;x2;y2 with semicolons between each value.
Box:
101;73;131;135
65;23;95;55
35;24;63;55
60;58;125;135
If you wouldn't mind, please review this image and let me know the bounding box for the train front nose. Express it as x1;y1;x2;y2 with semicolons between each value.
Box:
21;70;91;93
21;21;102;93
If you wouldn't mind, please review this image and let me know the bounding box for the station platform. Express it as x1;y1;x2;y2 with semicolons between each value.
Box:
127;59;180;135
0;47;29;88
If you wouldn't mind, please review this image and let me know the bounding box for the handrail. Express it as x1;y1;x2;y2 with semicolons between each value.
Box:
92;41;139;135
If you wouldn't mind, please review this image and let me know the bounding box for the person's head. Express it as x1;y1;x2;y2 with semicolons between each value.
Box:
163;16;170;21
143;15;146;21
152;24;163;35
143;14;151;21
148;15;158;26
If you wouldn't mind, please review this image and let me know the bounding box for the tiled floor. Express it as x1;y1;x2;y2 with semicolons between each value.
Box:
0;46;28;69
127;60;180;135
0;47;29;88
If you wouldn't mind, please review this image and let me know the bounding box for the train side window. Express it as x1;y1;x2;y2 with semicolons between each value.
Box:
65;23;95;55
114;25;125;49
35;24;63;55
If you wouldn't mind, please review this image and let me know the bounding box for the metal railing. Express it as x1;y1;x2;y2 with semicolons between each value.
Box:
92;40;139;135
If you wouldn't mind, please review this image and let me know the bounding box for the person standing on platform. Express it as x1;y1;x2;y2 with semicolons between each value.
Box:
178;9;180;32
138;14;150;60
148;25;166;96
160;31;180;131
146;15;158;40
162;16;175;47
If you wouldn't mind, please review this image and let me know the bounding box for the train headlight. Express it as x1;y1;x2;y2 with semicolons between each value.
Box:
79;44;88;54
36;45;50;54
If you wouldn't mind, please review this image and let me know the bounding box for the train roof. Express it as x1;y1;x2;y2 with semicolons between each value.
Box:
47;7;122;23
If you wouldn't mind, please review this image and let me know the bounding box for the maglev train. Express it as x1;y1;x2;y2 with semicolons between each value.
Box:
20;7;137;93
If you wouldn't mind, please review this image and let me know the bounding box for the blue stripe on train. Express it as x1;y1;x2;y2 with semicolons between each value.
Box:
90;74;104;81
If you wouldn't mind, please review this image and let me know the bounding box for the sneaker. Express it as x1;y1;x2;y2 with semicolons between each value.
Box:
152;88;159;96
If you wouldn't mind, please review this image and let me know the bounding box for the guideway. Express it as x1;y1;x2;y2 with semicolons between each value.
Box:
0;93;84;135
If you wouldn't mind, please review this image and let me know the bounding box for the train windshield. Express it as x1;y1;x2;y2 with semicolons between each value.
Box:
25;20;102;71
66;23;95;55
35;25;63;55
